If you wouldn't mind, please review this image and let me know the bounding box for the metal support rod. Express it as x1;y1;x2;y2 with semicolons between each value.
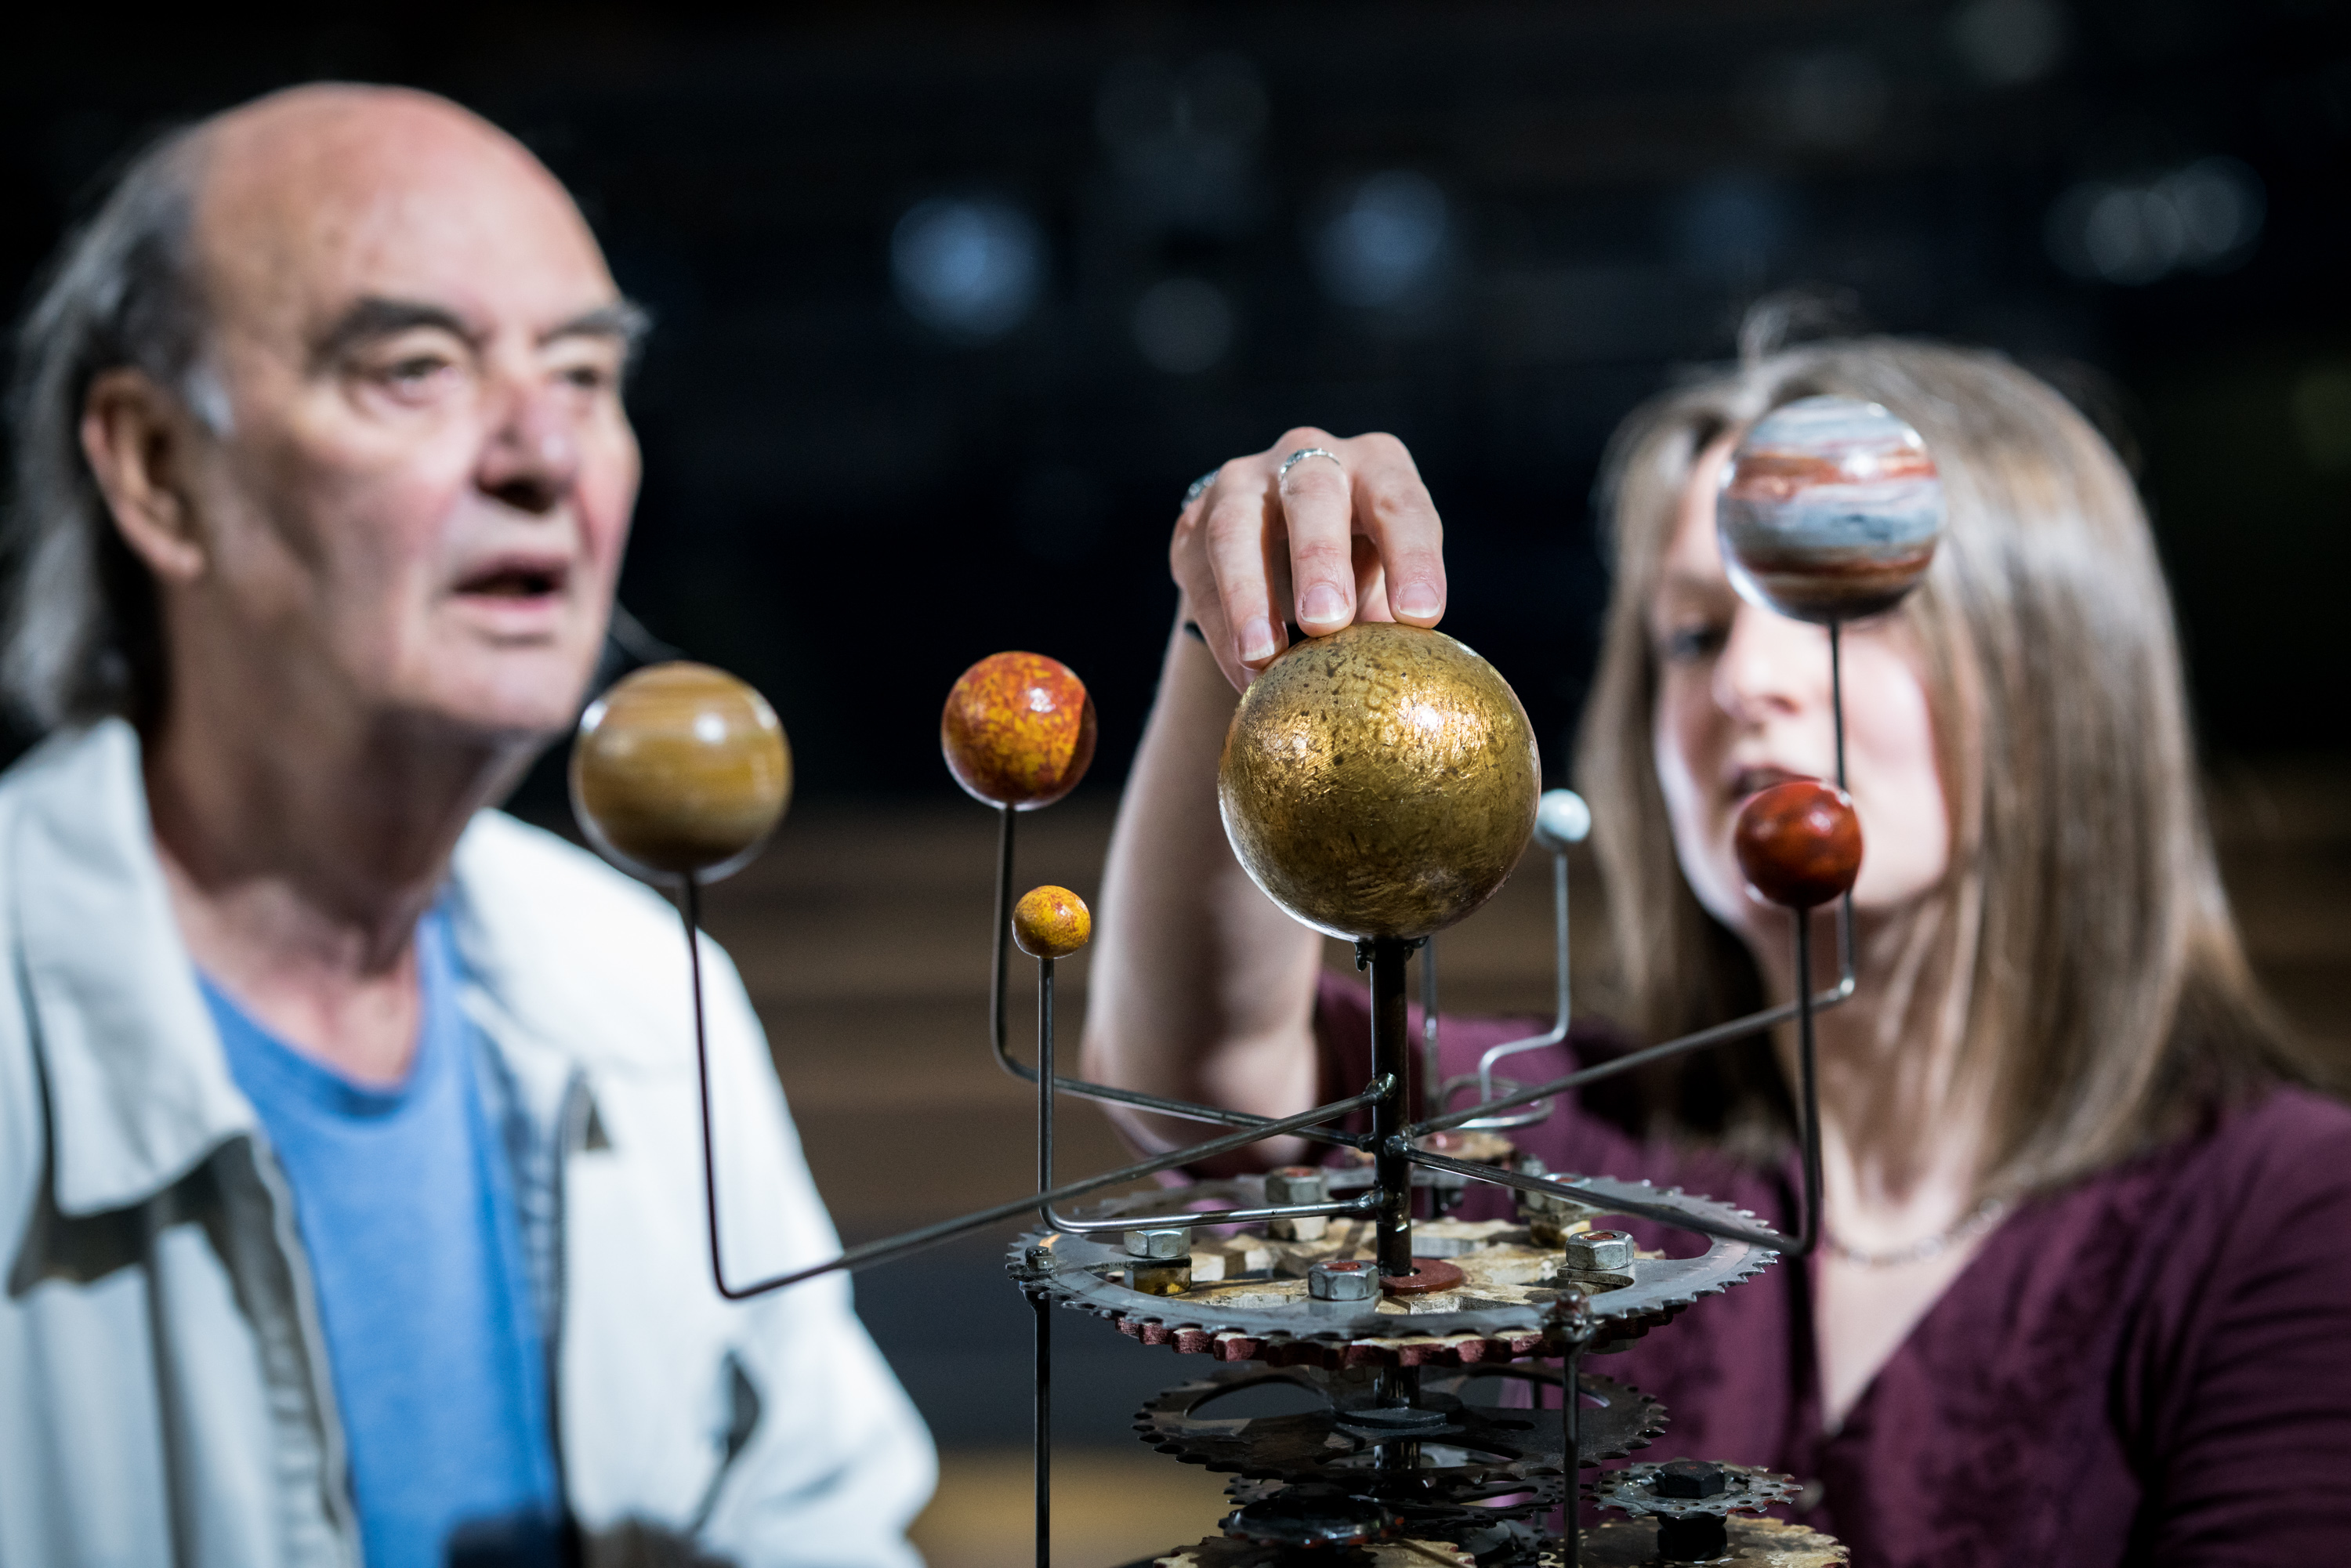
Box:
1560;1343;1583;1568
1044;1195;1378;1233
1362;937;1417;1277
1791;911;1824;1255
1372;1363;1422;1484
1034;949;1052;1568
1828;621;1846;794
682;871;1392;1298
1031;1291;1049;1566
1828;619;1857;1004
1039;954;1056;1211
1400;1145;1813;1257
981;800;1369;1150
1431;844;1570;1130
691;1077;1389;1299
1407;894;1829;1255
1473;846;1571;1101
991;803;1016;1077
1028;939;1371;1233
1420;936;1441;1115
1408;969;1851;1139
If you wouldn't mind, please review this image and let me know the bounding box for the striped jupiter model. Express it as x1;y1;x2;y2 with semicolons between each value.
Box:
1718;394;1945;623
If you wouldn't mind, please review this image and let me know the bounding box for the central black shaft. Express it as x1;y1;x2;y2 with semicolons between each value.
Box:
1364;937;1415;1278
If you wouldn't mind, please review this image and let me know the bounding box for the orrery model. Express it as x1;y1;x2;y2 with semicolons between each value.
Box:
567;396;1943;1567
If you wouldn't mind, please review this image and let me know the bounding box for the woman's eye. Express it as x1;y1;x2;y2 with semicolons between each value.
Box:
1661;623;1726;663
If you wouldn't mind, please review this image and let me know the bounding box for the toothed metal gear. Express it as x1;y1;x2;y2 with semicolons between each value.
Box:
1012;1173;1777;1367
1216;1483;1559;1566
1137;1363;1665;1496
1586;1461;1802;1521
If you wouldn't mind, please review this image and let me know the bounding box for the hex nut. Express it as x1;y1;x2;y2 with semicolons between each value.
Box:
1653;1459;1730;1499
1308;1260;1376;1302
1264;1166;1328;1205
1563;1228;1636;1273
1126;1258;1193;1297
1124;1228;1190;1261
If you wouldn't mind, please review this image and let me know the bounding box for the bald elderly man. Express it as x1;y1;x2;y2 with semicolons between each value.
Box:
0;86;930;1566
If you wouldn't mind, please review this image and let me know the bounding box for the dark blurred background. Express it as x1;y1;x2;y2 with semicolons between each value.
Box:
9;5;2349;1560
9;2;2349;802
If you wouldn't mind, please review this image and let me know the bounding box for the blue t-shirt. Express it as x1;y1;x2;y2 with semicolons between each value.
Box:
207;911;563;1568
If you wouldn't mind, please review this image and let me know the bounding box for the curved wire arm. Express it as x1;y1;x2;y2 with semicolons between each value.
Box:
1405;911;1829;1258
983;803;1369;1151
1429;847;1571;1131
1473;849;1571;1100
1025;948;1384;1234
1407;901;1853;1140
679;875;1393;1301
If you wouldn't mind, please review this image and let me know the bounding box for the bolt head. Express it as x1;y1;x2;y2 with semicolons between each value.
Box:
1563;1228;1636;1273
1124;1227;1190;1260
1264;1165;1329;1205
1653;1459;1729;1499
1307;1259;1377;1302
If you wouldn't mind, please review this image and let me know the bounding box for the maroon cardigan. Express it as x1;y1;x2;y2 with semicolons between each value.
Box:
1315;972;2351;1566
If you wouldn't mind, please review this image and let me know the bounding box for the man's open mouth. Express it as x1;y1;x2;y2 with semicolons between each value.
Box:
455;561;568;599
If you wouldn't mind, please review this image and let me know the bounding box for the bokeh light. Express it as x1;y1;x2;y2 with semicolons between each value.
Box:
2045;158;2265;285
890;197;1045;338
1313;172;1450;310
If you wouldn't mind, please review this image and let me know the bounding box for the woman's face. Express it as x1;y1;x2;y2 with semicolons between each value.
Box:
1649;437;1951;943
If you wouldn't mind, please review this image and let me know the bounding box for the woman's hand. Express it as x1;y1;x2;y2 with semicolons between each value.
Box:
1175;428;1447;689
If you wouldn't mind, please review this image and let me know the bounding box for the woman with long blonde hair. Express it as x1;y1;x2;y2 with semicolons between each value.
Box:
1085;335;2351;1563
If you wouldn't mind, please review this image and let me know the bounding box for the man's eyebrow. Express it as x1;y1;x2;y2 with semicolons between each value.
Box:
314;298;480;364
543;299;652;363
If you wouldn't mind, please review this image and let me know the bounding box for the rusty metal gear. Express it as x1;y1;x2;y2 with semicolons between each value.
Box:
1013;1173;1778;1367
1138;1363;1665;1497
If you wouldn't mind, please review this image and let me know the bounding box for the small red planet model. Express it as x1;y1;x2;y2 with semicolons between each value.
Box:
1733;780;1864;910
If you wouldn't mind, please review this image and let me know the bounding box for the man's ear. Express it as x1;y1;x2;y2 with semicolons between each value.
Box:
82;367;208;583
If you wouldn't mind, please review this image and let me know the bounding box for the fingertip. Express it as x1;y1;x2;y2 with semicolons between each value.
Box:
1297;582;1353;634
1393;580;1444;624
1238;616;1278;667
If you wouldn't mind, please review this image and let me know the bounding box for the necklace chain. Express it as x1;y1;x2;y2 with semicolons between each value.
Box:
1824;1197;2008;1269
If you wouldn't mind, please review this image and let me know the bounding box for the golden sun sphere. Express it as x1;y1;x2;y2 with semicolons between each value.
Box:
570;662;792;883
1217;621;1540;941
1012;885;1092;959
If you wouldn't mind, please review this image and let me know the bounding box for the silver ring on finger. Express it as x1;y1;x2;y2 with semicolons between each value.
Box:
1278;446;1345;485
1182;469;1221;509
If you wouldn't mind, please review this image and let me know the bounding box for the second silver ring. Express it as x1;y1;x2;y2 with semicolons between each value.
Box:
1279;446;1345;484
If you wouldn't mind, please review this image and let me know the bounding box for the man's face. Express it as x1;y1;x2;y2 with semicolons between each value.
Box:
181;92;640;743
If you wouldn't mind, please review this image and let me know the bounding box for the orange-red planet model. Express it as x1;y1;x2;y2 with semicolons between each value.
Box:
940;652;1099;810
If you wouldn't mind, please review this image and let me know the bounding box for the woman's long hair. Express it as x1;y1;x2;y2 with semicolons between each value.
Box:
1575;335;2309;1196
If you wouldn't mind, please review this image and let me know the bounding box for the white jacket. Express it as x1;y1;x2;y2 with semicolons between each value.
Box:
0;722;934;1567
